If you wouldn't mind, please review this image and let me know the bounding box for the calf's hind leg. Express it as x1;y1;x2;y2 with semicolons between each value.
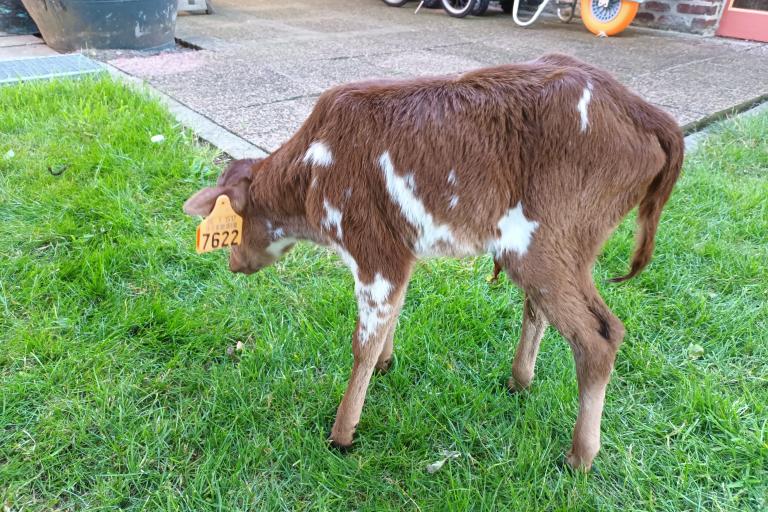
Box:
543;278;624;470
565;296;624;472
511;259;625;470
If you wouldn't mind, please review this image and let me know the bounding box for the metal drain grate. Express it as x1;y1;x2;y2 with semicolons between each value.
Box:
0;54;104;85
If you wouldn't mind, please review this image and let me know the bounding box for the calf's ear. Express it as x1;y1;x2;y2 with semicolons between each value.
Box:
183;182;249;217
183;187;223;216
184;159;256;216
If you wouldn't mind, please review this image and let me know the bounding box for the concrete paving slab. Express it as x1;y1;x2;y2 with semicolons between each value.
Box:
105;63;267;159
111;51;314;110
653;105;708;130
0;44;57;61
629;50;768;121
434;42;544;67
218;95;318;152
0;32;57;61
269;56;398;91
0;35;43;48
107;0;767;153
372;50;485;76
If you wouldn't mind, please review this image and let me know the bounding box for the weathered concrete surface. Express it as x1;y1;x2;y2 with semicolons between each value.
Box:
0;33;57;61
105;63;268;159
107;0;768;153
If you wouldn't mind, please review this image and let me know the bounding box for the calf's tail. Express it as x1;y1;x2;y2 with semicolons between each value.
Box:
610;121;684;283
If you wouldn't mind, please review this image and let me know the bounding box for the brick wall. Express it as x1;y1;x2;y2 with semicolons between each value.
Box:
633;0;726;34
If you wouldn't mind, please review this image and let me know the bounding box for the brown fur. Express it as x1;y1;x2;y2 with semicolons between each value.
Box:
184;54;684;470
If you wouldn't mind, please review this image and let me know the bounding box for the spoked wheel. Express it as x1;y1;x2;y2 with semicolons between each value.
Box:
581;0;638;36
441;0;478;17
382;0;411;6
472;0;490;15
556;0;577;22
557;7;575;23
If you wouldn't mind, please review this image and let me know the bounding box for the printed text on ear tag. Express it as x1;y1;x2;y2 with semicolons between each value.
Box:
196;195;243;254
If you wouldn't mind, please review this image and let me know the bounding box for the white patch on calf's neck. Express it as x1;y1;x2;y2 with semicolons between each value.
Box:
449;195;459;210
266;237;296;257
322;199;343;240
303;141;333;167
488;202;538;257
447;170;457;186
378;151;454;255
266;220;285;240
577;82;593;133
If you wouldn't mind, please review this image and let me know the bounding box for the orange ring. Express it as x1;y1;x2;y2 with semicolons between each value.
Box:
581;0;639;36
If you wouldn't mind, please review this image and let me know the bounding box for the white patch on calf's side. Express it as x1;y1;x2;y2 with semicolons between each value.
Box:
488;202;539;257
378;151;454;255
322;199;343;239
447;170;457;186
577;82;593;133
266;237;297;257
303;141;333;167
404;173;416;191
449;195;459;210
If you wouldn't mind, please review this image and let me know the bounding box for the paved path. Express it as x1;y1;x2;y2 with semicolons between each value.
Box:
103;0;767;153
0;32;57;60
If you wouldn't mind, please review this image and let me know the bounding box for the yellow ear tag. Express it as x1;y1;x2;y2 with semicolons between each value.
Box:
196;195;243;254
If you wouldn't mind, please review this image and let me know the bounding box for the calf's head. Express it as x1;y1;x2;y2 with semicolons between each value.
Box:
183;158;295;274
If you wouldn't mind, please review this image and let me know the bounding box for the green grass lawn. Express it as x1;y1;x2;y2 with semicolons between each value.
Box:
1;77;766;511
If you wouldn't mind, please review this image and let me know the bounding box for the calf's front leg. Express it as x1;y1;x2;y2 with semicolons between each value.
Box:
375;285;408;374
508;295;548;392
329;275;410;449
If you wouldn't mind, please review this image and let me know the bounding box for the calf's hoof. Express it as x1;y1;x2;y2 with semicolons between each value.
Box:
374;358;393;375
327;427;355;453
506;376;531;394
328;437;354;453
565;449;594;472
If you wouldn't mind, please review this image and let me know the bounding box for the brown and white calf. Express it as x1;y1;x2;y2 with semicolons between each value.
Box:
184;54;683;470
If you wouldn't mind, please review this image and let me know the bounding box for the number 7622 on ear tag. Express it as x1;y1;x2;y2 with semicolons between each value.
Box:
196;195;243;254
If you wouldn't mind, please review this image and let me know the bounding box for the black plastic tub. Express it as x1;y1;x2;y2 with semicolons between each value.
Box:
20;0;177;52
0;0;38;34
